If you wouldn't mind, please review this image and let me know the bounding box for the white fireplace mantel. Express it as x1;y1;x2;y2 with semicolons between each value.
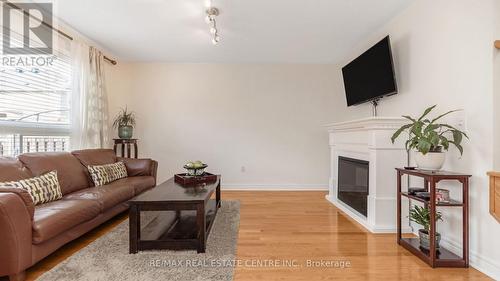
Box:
324;117;410;233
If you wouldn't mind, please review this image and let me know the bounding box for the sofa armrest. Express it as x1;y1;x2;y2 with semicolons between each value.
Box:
0;193;33;277
117;158;158;182
0;188;34;220
150;160;158;185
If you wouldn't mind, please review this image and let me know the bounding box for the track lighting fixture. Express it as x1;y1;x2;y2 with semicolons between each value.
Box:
205;6;220;45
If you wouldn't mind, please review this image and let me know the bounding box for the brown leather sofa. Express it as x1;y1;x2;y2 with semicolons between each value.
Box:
0;149;158;281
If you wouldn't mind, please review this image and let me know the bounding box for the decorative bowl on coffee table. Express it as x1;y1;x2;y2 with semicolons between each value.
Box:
183;164;208;176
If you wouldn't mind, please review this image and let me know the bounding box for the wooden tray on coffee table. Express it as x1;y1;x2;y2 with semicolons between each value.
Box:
174;173;218;187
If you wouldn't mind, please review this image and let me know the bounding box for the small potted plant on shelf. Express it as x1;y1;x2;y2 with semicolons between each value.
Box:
391;105;468;170
409;205;443;250
112;107;136;139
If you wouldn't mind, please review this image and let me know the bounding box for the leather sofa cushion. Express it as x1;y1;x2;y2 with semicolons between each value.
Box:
72;149;117;166
63;184;135;211
111;176;155;194
72;149;118;187
18;152;89;195
33;199;101;244
0;157;33;182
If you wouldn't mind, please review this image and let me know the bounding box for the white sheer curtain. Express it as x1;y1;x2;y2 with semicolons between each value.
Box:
70;40;88;150
70;42;110;149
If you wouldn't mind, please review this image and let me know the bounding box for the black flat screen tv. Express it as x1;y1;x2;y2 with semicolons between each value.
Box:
342;36;398;106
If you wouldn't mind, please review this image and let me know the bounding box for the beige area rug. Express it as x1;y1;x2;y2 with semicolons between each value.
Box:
37;201;240;281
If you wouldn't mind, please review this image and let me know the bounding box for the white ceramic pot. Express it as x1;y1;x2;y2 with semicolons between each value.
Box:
414;151;445;170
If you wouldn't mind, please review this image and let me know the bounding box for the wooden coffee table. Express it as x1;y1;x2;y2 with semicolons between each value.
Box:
128;176;221;254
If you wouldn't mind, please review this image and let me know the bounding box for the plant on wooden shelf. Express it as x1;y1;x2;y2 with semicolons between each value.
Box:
112;107;136;139
391;105;468;170
409;205;443;250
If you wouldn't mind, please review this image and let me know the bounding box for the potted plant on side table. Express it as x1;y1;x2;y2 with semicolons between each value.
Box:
391;105;468;170
409;205;443;249
113;107;136;139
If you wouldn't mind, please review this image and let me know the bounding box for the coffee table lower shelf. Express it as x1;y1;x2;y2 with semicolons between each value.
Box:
129;199;220;254
399;237;466;267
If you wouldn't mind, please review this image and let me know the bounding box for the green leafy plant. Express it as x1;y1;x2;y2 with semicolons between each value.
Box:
112;107;136;129
409;205;443;232
391;105;468;155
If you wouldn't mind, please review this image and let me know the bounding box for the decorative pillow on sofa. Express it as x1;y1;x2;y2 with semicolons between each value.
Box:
0;170;62;205
88;162;128;186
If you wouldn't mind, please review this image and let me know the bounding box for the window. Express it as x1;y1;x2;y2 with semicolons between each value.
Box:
0;7;72;156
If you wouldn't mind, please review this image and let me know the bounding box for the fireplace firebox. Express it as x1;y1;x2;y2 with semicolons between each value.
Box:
337;156;369;217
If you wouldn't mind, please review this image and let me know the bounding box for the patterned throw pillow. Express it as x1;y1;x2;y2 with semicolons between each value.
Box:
0;171;62;205
87;162;128;186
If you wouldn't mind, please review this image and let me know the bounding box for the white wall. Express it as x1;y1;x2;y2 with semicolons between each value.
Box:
494;0;500;170
106;64;337;190
328;0;499;278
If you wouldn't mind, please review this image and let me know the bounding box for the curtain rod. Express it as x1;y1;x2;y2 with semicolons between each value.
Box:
495;40;500;50
3;1;117;65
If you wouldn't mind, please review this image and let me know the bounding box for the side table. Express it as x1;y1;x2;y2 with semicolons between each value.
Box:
113;138;138;158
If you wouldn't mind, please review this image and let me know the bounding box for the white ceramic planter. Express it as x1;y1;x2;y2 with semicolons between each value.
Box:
414;151;445;170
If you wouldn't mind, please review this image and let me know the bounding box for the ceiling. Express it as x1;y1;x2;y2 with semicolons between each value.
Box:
53;0;414;63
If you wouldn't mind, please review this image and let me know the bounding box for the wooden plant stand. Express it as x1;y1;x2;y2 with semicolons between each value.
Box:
113;138;138;158
396;168;471;268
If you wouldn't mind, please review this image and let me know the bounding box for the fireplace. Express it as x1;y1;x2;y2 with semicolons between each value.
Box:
337;157;369;216
325;117;408;233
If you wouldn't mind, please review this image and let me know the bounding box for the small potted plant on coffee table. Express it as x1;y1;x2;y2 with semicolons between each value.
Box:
391;105;468;170
409;205;443;250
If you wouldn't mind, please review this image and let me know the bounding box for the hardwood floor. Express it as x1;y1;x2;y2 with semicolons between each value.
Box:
25;191;490;280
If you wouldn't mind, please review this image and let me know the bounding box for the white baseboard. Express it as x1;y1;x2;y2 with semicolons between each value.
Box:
440;237;500;280
222;184;328;191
